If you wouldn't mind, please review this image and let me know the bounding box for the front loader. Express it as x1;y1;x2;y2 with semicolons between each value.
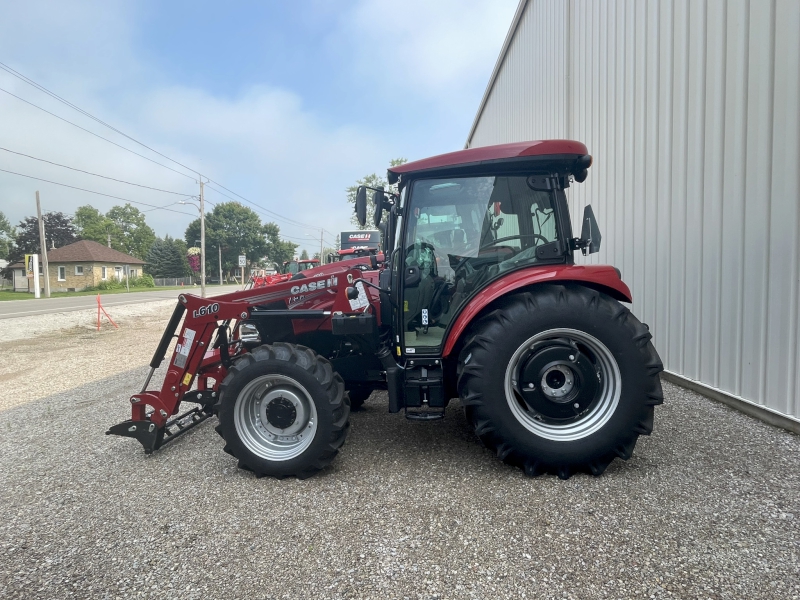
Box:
108;140;663;479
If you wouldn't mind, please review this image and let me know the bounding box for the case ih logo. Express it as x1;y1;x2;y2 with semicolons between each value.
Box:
290;276;338;296
341;230;380;250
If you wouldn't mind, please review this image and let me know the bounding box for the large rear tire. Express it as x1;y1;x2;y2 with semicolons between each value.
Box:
214;343;350;479
457;284;663;479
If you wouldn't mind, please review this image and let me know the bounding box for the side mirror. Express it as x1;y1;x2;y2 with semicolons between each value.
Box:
404;265;421;288
580;205;602;255
372;188;385;227
355;186;367;227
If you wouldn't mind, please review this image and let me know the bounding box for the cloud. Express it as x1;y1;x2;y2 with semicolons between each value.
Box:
344;0;515;97
0;0;516;256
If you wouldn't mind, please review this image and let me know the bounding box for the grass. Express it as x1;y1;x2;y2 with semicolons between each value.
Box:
0;286;189;301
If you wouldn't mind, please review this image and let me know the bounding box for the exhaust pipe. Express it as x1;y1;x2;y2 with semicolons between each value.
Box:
377;346;404;413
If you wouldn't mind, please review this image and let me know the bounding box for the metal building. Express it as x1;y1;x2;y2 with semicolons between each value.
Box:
467;0;800;430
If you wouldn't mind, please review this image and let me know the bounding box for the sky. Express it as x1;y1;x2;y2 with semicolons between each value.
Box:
0;0;517;257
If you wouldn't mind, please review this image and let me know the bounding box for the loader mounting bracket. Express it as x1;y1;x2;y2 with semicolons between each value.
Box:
106;419;160;453
107;405;215;454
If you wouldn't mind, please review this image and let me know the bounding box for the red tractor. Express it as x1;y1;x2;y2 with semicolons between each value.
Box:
108;140;663;480
251;258;321;287
327;247;382;263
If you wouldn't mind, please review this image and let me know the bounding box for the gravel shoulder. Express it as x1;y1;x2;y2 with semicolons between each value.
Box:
0;300;176;412
0;303;798;599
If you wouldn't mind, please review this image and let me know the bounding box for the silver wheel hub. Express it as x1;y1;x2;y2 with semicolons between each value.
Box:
234;374;317;461
504;328;621;442
540;364;575;400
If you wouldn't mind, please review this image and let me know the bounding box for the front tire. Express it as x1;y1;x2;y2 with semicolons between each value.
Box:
215;343;350;479
457;284;663;479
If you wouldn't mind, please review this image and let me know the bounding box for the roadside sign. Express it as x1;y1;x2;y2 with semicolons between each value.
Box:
25;254;34;278
238;255;246;267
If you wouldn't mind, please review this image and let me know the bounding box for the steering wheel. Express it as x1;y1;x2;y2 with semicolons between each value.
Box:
450;233;550;274
485;233;550;247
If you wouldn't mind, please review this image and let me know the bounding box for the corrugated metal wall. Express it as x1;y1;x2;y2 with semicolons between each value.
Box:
468;0;800;422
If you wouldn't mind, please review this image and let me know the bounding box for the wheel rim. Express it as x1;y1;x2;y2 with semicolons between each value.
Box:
504;328;621;442
233;374;318;461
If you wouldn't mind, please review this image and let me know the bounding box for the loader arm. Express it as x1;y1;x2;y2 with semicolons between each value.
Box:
107;257;380;453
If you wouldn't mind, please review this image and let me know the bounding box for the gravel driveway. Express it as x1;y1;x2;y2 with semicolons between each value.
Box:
0;304;798;599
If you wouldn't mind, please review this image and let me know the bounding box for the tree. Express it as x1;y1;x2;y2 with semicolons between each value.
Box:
300;248;309;260
0;211;13;260
106;204;156;259
74;205;118;247
186;202;268;277
263;222;297;267
346;158;407;229
73;203;155;259
317;247;337;264
145;236;190;278
6;212;77;268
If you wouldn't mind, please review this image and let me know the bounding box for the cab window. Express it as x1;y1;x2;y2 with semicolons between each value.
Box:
402;175;560;351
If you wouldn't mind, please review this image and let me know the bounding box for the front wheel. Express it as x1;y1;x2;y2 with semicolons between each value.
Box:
457;284;663;479
214;343;350;479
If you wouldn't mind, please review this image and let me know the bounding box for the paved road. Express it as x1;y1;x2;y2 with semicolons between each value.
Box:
0;285;243;319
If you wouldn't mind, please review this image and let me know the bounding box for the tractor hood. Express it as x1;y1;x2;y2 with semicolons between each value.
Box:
388;140;591;185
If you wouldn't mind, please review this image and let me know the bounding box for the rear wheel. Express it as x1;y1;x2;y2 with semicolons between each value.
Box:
215;343;349;479
457;284;663;479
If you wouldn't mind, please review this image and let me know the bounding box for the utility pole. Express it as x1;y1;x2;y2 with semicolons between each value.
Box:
36;191;50;298
218;244;223;286
319;228;324;264
199;179;206;298
107;231;111;247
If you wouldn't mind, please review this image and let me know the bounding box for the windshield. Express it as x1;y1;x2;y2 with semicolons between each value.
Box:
285;260;318;274
403;175;560;350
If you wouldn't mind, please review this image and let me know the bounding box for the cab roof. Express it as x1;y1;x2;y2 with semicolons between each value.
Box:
387;140;589;184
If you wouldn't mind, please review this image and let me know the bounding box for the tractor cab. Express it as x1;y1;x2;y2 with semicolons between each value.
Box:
283;258;320;274
356;140;599;357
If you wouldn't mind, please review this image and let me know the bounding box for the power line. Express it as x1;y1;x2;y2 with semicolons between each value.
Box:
1;83;331;232
280;232;337;246
0;65;341;235
202;183;323;231
0;167;197;216
0;146;193;196
0;86;197;181
203;182;313;228
0;61;201;178
202;180;337;235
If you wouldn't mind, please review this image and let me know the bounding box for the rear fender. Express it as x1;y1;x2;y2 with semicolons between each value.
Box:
441;265;632;358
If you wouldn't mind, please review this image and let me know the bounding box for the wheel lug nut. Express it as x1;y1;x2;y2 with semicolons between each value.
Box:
569;355;575;361
573;403;579;408
527;383;534;389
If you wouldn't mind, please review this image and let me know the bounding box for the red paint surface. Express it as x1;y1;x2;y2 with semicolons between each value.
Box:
389;140;589;178
442;264;632;357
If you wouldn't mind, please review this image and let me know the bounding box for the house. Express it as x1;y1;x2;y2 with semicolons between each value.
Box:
6;261;29;291
8;240;146;293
